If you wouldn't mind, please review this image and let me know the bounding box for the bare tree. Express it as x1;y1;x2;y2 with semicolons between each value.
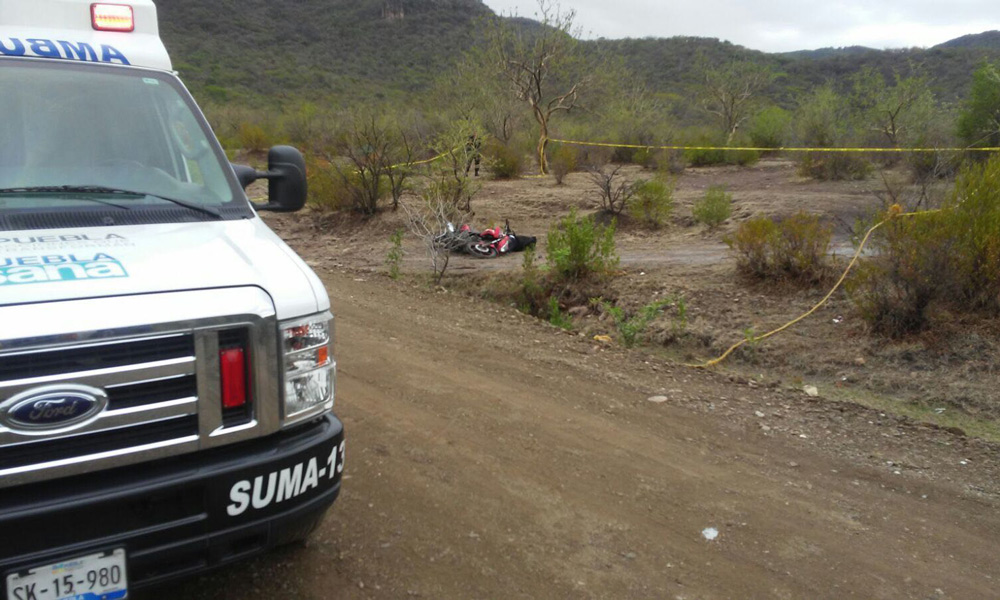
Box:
850;68;935;147
385;131;415;210
485;0;588;173
425;122;483;214
398;123;485;284
330;115;415;215
699;60;775;145
588;164;636;216
400;192;472;286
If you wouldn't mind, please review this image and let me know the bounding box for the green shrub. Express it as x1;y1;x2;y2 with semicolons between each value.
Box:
386;229;404;280
629;178;675;228
683;133;758;167
484;139;523;179
547;209;619;281
846;215;947;336
728;143;761;167
727;217;778;276
693;185;733;228
549;144;578;185
727;212;832;282
748;106;792;149
684;134;728;167
597;299;669;348
957;62;1000;151
798;152;873;181
847;157;1000;335
237;122;271;152
306;158;352;211
654;149;686;175
773;212;834;281
632;147;654;168
517;247;548;315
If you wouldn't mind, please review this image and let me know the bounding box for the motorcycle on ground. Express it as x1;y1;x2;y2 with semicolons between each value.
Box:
436;220;537;259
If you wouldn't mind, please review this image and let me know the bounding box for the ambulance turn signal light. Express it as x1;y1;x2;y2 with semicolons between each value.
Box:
91;4;135;32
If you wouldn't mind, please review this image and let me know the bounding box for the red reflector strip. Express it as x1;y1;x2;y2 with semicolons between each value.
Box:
92;3;135;32
220;348;247;409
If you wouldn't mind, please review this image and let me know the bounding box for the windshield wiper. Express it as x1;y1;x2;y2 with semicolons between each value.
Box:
0;185;223;220
0;185;134;210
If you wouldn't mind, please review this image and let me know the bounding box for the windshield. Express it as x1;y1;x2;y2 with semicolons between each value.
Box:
0;59;243;217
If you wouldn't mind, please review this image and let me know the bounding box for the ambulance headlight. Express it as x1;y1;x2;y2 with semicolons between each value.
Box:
280;313;335;425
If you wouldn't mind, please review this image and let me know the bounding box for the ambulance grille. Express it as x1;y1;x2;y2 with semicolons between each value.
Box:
0;307;280;489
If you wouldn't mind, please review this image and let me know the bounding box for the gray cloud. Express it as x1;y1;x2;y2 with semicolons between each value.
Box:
482;0;1000;52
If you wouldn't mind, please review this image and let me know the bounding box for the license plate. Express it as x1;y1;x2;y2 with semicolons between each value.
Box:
6;549;127;600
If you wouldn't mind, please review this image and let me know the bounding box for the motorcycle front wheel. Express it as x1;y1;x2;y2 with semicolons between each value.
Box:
465;242;499;259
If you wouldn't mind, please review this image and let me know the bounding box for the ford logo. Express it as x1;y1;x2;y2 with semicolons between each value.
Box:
0;384;108;434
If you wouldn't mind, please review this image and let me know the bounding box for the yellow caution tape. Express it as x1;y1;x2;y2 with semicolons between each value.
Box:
687;208;942;369
387;149;451;171
549;138;1000;154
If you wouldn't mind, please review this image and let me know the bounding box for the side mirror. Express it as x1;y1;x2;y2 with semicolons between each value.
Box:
231;145;308;213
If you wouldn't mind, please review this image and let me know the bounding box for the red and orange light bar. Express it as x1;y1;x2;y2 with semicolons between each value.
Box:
91;3;135;32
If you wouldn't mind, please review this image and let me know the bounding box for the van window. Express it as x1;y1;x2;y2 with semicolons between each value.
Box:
0;59;240;213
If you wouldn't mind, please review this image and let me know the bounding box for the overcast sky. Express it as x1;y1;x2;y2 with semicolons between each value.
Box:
481;0;1000;53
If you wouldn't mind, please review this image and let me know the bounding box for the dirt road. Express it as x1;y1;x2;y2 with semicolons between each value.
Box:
150;268;1000;600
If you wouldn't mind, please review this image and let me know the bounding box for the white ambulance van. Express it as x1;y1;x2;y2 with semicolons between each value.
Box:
0;2;343;597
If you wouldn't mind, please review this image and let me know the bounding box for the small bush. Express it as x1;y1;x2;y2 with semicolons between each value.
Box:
798;152;873;181
729;145;761;167
727;217;778;276
306;158;352;211
684;136;728;167
597;299;669;348
632;147;655;168
629;178;675;228
846;215;947;336
693;185;733;228
589;165;636;216
484;139;523;179
655;149;687;175
237;122;271;152
748;106;792;149
576;145;614;171
386;229;404;280
335;164;390;216
517;247;548;314
550;144;578;185
727;212;832;282
683;133;759;167
847;156;1000;336
547;209;619;281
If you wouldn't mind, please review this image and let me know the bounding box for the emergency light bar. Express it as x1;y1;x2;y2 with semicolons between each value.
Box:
91;3;134;32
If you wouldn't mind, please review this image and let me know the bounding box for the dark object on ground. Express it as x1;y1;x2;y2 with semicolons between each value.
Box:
435;220;536;259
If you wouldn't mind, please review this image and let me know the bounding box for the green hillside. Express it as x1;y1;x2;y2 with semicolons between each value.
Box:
935;31;1000;50
156;0;493;105
155;0;1000;115
597;37;1000;106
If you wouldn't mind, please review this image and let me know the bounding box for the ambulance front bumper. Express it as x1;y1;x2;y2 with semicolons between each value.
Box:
0;414;344;594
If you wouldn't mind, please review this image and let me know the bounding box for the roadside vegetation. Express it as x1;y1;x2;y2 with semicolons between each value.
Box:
195;0;1000;437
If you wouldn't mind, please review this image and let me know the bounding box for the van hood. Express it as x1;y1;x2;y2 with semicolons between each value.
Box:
0;218;328;318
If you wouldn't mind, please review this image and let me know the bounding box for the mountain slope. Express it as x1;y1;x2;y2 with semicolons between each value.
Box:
597;37;1000;106
154;1;1000;108
156;0;493;104
934;31;1000;50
